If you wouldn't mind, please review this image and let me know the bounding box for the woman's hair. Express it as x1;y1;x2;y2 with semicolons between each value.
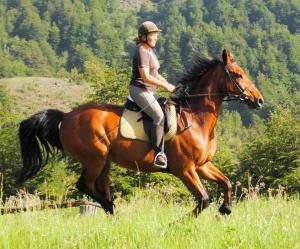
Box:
134;34;147;45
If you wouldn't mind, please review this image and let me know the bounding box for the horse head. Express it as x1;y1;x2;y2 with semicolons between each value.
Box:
222;49;264;109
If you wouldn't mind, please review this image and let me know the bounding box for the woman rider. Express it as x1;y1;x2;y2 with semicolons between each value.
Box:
129;21;175;168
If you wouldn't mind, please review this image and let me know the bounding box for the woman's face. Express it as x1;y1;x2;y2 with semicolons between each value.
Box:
146;32;159;48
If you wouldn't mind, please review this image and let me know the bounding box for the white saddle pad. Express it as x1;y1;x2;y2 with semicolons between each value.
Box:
120;105;177;141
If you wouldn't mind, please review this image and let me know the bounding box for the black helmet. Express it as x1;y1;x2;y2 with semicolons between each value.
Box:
138;21;162;37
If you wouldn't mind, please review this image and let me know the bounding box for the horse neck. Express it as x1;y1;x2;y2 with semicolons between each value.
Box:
185;66;224;133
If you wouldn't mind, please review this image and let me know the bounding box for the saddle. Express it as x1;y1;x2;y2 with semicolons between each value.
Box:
120;96;177;142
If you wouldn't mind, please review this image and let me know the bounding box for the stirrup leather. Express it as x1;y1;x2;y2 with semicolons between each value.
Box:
153;152;167;169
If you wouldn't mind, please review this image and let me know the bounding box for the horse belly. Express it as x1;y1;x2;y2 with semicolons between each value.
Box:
109;139;162;173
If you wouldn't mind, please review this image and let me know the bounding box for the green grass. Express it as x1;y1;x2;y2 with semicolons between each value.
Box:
1;190;299;249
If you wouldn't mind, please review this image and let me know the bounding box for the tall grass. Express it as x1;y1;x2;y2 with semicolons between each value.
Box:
0;187;299;249
0;173;3;208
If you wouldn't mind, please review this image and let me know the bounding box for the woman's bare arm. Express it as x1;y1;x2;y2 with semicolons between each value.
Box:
156;73;169;83
139;67;175;92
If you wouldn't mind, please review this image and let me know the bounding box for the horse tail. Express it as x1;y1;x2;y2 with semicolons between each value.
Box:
18;109;64;182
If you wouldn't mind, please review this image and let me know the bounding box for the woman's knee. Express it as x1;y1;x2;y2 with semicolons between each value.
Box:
153;111;164;126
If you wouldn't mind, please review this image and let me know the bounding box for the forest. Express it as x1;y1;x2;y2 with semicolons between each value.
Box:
0;0;299;202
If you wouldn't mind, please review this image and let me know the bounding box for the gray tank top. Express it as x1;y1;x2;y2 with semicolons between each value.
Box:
130;45;160;91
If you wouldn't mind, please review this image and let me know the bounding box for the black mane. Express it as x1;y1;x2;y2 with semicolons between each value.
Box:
174;54;222;98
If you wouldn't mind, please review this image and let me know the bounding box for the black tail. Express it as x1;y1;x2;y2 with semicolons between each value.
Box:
18;109;64;182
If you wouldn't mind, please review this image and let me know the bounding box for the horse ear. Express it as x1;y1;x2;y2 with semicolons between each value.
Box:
222;49;228;64
222;49;235;65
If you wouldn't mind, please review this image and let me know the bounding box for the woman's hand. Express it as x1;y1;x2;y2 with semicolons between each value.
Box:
164;83;176;93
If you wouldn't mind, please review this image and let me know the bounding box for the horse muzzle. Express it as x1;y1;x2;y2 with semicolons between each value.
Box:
255;97;264;109
245;97;264;109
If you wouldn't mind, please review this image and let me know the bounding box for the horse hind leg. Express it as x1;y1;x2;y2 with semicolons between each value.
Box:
196;161;232;215
76;158;114;214
94;160;114;214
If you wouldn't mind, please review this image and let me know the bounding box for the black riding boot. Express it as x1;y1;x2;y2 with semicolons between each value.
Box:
150;124;167;168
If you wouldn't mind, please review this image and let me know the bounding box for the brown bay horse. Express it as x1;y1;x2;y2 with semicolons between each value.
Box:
19;50;264;216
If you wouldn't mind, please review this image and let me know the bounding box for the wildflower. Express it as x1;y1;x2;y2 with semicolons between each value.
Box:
242;188;248;194
259;182;265;188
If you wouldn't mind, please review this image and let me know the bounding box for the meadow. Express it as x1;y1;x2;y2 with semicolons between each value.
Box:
1;188;299;249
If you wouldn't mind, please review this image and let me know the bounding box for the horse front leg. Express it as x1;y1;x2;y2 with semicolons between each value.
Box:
178;162;210;217
196;161;232;215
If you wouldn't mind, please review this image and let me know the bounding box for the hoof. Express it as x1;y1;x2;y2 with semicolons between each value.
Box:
219;203;232;215
102;200;115;215
203;198;210;209
192;198;210;217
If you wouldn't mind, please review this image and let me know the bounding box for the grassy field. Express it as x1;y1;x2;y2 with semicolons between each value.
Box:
0;77;91;115
0;190;299;249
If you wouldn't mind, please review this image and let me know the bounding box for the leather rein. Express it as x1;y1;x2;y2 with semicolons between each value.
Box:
175;64;256;129
177;64;255;102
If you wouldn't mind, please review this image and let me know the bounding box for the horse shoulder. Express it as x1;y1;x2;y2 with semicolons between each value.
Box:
206;131;217;161
185;128;217;165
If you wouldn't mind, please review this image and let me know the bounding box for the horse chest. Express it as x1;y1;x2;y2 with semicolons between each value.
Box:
190;132;217;165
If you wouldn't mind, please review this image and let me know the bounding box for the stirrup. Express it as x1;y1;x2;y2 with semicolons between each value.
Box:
153;152;167;169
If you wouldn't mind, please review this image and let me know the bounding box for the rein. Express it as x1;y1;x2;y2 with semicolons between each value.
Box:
174;65;255;129
179;92;240;102
176;65;255;102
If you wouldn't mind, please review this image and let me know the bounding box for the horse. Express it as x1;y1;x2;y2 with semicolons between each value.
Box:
18;49;264;216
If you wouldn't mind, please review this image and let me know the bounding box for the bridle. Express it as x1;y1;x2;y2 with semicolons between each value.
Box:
175;63;256;129
224;64;255;102
177;64;255;102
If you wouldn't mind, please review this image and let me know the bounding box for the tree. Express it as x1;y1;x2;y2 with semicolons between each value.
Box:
67;44;93;72
241;107;300;193
182;0;204;27
0;87;22;199
159;0;186;82
9;38;49;75
84;58;130;105
13;1;48;41
48;23;60;51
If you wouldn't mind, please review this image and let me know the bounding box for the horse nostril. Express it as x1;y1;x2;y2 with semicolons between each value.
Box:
257;98;264;107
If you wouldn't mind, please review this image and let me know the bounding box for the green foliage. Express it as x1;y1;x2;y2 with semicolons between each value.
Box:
241;107;300;193
67;45;94;72
0;82;88;200
0;56;31;78
9;37;50;75
12;1;48;41
24;158;78;201
158;0;186;82
0;86;22;199
85;59;130;105
0;0;298;121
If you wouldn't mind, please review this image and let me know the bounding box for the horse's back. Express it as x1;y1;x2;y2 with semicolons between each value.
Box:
68;102;123;116
65;102;123;122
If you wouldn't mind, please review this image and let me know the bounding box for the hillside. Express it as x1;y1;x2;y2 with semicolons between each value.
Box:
0;77;91;115
0;0;299;123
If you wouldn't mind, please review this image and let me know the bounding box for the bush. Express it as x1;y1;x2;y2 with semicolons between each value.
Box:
240;107;300;193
